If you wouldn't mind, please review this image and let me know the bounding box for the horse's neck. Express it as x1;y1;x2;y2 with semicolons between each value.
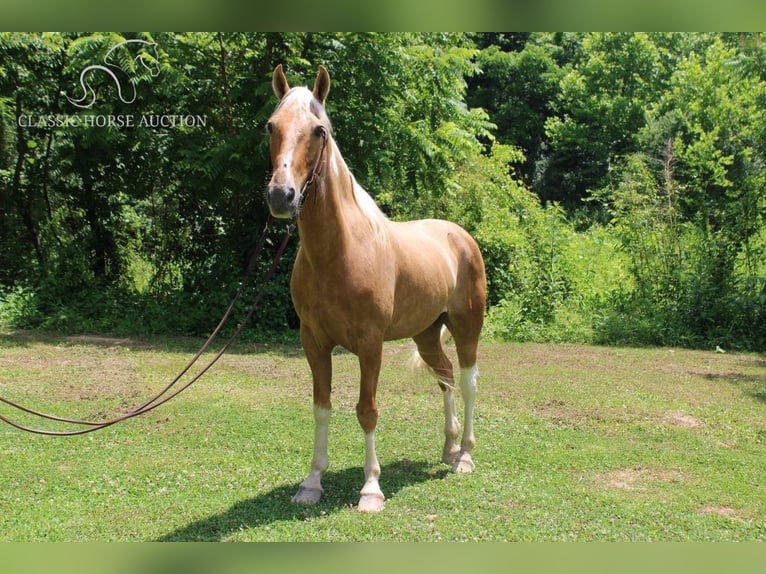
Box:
297;143;372;267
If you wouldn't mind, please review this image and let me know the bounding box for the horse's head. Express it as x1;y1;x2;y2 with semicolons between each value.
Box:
265;64;331;219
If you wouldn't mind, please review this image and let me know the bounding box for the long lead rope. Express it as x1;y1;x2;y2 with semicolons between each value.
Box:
0;220;295;436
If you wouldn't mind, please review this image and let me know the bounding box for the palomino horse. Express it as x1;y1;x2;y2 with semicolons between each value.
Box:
265;65;486;512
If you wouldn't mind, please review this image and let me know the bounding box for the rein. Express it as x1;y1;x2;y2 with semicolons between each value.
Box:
0;136;327;437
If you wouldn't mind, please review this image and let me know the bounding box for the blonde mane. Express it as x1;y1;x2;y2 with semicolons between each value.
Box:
349;174;389;235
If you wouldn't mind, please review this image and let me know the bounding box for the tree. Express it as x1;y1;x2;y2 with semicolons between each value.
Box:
468;33;564;187
0;32;68;283
542;33;671;206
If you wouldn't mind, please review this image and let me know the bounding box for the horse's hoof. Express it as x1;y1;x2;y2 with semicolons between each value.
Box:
452;452;475;473
358;492;385;513
442;447;461;465
292;486;323;505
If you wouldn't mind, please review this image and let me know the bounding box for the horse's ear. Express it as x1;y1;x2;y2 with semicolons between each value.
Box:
272;64;290;100
312;65;330;106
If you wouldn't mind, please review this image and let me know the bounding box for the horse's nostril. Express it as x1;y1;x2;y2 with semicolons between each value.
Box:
286;187;296;202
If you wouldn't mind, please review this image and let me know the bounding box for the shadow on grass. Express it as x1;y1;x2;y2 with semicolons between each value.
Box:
704;371;766;403
0;328;305;357
157;459;448;541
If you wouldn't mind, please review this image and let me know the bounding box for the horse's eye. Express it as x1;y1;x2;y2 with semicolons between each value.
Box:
313;125;325;137
266;121;274;134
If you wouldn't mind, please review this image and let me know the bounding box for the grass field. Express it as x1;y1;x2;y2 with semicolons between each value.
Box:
0;330;764;541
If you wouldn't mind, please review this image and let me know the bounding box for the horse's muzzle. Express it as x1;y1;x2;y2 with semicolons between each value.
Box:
267;184;298;219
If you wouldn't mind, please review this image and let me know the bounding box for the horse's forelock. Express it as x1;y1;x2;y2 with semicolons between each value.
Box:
275;87;332;132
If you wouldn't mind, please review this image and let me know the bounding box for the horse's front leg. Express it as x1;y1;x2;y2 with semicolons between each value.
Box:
292;327;333;505
356;341;385;512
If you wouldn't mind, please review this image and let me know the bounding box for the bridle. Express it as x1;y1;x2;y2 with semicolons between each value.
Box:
0;127;329;436
294;124;328;216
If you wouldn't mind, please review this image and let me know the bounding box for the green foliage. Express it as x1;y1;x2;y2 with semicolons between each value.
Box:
468;35;564;186
1;32;289;336
445;142;616;343
588;37;766;349
2;32;766;351
542;33;671;204
315;33;494;220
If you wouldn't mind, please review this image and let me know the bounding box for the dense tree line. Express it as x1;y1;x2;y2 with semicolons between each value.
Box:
1;32;765;349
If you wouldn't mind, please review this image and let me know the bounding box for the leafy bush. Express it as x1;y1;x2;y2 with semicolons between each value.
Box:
447;143;619;343
0;286;43;329
592;150;766;350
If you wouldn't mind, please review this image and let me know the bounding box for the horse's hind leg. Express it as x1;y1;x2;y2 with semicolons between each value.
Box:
413;321;461;466
447;313;481;474
453;363;477;473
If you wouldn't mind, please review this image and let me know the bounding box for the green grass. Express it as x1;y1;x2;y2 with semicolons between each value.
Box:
0;330;764;541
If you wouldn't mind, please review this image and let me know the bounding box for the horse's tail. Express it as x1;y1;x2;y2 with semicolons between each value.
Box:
408;324;450;380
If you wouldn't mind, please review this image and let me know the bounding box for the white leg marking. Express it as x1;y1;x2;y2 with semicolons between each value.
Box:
441;384;461;464
358;431;385;512
453;365;477;473
292;405;330;505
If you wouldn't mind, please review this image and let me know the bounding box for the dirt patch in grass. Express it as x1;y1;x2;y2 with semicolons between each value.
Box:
0;338;175;410
593;467;685;491
663;410;704;429
60;335;165;353
534;400;708;435
534;399;611;429
698;505;744;522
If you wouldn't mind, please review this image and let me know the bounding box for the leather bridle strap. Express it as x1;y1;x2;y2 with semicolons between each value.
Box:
297;125;327;214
